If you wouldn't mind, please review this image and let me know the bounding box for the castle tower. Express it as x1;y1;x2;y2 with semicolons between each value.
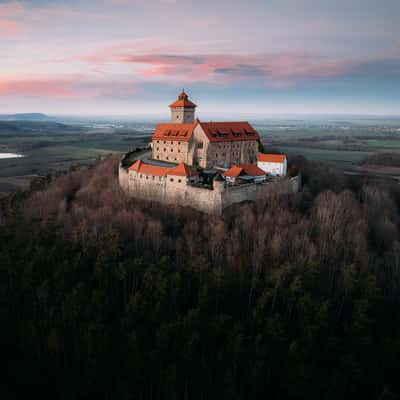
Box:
169;90;196;123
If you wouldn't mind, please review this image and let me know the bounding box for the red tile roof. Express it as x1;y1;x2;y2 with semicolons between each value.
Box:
151;120;259;143
169;90;197;108
168;163;199;177
152;122;195;142
223;163;266;178
198;121;259;142
258;153;286;163
129;160;198;178
223;165;243;178
129;160;171;177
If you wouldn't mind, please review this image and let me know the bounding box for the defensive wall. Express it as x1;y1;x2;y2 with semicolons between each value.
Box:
119;161;300;215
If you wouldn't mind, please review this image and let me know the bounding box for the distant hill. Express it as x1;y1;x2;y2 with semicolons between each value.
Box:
0;113;50;121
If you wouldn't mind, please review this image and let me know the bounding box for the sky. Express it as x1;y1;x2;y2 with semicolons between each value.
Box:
0;0;399;117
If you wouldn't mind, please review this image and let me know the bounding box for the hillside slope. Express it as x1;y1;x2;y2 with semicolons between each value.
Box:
1;155;400;399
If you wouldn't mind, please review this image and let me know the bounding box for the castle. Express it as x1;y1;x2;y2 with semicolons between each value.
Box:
152;90;258;168
119;91;299;214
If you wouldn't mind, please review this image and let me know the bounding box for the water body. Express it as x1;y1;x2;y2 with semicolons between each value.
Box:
0;153;24;159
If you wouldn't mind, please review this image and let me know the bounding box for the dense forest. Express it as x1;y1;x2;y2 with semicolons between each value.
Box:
1;154;400;400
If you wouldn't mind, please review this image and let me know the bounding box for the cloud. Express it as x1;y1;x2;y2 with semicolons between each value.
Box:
0;76;84;97
0;19;23;38
0;1;24;17
0;74;145;99
0;1;25;38
117;52;361;85
115;50;400;87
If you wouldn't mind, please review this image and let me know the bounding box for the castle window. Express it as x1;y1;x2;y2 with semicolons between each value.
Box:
157;156;159;159
166;157;169;160
178;179;182;183
163;141;166;144
197;142;203;149
157;147;159;151
178;149;180;153
171;141;173;145
170;178;174;182
178;141;181;145
157;140;160;143
146;176;148;179
164;148;166;152
171;149;173;152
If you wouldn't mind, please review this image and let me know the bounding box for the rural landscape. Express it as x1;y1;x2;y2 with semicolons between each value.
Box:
1;114;400;195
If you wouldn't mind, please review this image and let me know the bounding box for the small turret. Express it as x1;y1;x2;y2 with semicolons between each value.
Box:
169;89;197;123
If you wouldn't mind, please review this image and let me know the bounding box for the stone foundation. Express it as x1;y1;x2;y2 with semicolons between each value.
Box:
119;162;300;215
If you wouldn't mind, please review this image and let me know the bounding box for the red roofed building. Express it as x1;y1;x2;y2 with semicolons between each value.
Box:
168;162;199;178
128;160;200;195
129;159;171;177
257;153;287;176
152;91;260;168
223;163;267;184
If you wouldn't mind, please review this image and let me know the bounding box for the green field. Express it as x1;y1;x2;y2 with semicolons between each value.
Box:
0;120;151;193
1;116;400;193
255;118;400;165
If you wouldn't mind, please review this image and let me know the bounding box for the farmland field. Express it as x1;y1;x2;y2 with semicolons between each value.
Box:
0;115;399;194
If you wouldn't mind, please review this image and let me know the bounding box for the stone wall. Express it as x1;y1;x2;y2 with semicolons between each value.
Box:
222;176;300;209
171;107;195;124
119;162;300;215
152;139;189;164
190;125;258;168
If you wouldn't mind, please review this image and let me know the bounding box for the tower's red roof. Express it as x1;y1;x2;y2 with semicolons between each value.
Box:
198;121;259;142
169;90;197;108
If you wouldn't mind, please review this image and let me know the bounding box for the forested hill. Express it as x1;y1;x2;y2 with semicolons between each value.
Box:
1;155;400;399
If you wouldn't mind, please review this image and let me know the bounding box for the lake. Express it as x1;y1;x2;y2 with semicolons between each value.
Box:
0;153;24;159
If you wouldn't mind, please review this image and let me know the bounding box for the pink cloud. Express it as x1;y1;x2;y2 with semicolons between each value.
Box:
0;78;82;97
0;2;25;17
118;52;359;85
0;75;143;99
0;19;24;38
